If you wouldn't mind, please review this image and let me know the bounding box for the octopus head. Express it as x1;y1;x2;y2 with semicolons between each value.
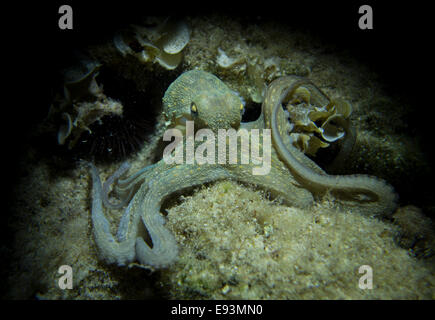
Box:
190;91;243;132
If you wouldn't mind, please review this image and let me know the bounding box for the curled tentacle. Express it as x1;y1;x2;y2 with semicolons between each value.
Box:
102;161;132;209
134;165;231;267
84;161;136;266
263;76;398;216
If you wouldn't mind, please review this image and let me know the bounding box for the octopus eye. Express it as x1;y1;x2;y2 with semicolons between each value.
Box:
239;103;245;115
190;102;198;116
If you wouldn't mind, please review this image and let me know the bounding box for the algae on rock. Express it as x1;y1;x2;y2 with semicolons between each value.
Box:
161;181;435;299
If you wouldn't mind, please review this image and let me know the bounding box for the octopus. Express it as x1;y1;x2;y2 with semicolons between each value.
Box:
86;70;397;269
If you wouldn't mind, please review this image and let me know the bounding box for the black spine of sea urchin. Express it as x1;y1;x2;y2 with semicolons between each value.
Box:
74;67;159;163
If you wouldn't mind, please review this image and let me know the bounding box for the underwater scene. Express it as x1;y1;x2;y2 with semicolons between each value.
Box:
2;4;434;300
